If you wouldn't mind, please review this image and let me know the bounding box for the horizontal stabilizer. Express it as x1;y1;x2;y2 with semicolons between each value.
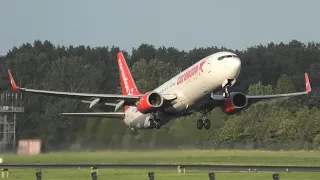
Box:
61;112;124;118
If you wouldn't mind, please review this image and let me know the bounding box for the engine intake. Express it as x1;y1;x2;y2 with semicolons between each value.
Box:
136;92;163;114
221;92;248;115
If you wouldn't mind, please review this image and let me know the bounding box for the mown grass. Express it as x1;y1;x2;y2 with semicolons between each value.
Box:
1;150;320;166
4;169;320;180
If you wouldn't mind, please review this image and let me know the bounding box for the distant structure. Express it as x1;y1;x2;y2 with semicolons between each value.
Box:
17;139;41;155
0;93;24;152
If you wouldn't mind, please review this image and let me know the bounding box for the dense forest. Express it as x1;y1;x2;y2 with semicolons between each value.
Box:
1;40;320;152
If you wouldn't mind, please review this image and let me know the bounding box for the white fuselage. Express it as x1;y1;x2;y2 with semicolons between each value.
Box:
123;51;241;129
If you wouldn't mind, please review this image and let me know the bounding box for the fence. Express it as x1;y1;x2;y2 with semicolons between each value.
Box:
0;167;282;180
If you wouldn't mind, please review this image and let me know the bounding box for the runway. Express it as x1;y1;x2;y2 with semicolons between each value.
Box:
0;164;319;172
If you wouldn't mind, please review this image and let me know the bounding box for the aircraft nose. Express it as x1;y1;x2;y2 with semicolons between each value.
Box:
230;58;241;69
227;58;241;77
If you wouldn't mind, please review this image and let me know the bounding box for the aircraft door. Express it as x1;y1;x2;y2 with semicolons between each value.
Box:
201;58;211;73
200;58;212;94
206;59;211;73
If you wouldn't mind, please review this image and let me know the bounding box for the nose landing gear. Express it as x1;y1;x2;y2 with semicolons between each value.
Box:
223;85;230;98
222;79;234;98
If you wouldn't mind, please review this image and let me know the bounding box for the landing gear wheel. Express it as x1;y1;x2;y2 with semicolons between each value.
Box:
204;119;211;130
150;114;161;129
197;119;204;130
149;119;155;129
155;119;161;129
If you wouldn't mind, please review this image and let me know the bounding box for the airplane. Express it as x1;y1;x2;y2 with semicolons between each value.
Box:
7;51;312;130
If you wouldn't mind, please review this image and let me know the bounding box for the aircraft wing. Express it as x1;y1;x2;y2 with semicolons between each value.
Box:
61;112;124;118
7;69;141;107
212;73;311;102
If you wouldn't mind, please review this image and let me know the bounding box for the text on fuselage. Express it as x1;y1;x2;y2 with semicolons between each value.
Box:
177;64;199;85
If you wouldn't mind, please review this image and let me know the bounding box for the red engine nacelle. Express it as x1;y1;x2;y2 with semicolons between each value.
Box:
221;92;248;115
136;92;164;114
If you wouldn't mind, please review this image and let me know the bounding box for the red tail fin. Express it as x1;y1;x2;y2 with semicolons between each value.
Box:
117;52;141;95
305;73;311;93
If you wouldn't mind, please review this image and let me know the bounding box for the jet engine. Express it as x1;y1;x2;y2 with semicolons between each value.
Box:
221;92;248;115
136;92;164;114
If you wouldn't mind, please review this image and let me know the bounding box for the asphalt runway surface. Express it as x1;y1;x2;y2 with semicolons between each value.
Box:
0;164;319;172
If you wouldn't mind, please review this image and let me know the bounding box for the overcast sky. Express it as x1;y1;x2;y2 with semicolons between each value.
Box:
1;0;319;55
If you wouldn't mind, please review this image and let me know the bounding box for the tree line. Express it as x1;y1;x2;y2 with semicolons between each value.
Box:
1;40;320;151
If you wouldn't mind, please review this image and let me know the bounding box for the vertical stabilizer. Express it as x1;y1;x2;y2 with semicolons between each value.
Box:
117;52;141;95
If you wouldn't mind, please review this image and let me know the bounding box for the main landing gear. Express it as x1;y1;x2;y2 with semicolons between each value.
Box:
196;109;211;130
197;117;211;130
149;113;161;129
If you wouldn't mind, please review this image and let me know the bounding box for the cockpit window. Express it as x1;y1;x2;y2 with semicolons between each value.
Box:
217;54;238;60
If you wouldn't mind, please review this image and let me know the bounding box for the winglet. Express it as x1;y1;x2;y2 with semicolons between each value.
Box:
305;73;311;93
7;69;21;92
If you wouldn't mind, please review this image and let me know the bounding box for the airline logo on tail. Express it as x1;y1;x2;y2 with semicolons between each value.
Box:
118;60;132;95
117;52;141;96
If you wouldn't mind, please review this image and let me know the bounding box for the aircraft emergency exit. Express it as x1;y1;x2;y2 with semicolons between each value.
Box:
7;51;312;130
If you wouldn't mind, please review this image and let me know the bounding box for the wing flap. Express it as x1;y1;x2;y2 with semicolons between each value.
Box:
61;112;124;118
81;101;118;106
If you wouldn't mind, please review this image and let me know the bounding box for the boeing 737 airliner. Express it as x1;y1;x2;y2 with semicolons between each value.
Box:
7;51;312;130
